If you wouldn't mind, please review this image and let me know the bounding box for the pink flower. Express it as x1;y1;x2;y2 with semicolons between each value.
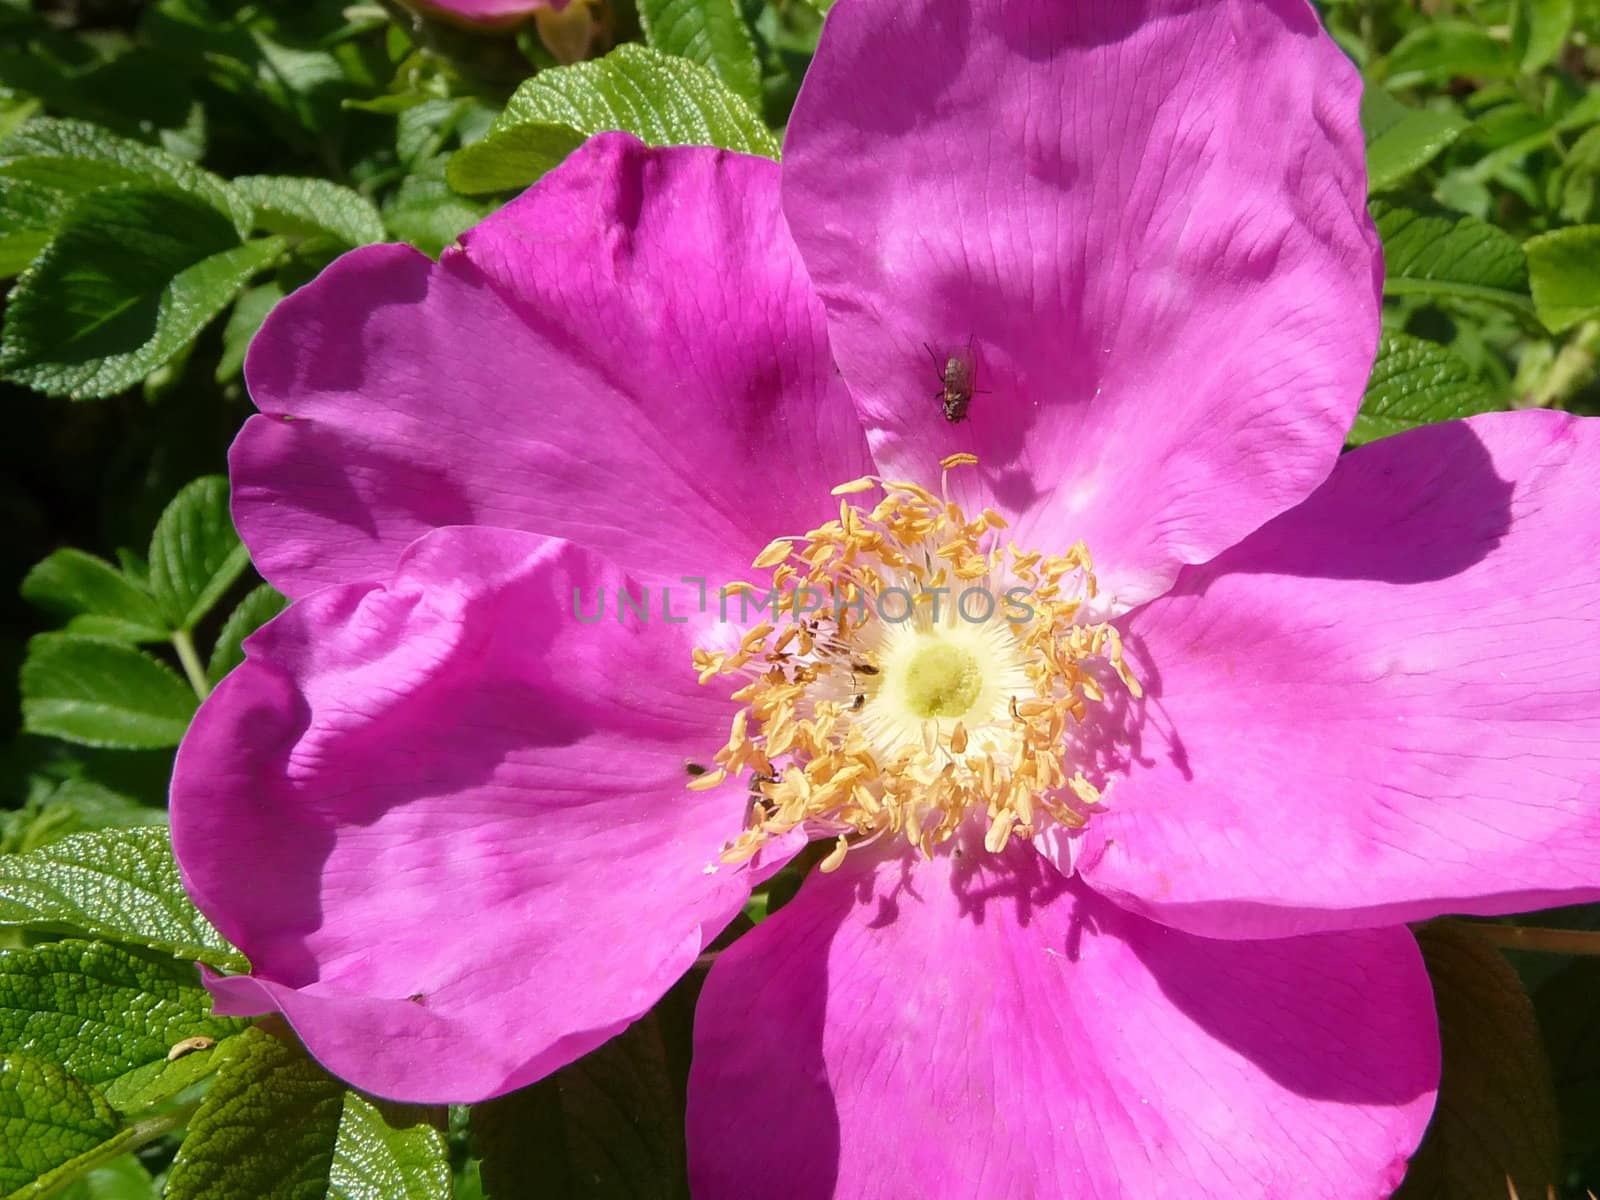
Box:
172;0;1600;1194
405;0;564;30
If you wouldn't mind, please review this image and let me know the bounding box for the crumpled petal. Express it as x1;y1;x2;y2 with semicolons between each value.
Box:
783;0;1380;608
236;133;870;599
1074;411;1600;938
172;525;766;1102
689;840;1437;1199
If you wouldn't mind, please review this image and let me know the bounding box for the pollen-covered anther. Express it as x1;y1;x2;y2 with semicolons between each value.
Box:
695;457;1140;873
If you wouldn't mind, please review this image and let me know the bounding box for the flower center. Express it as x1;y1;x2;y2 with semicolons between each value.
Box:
689;454;1140;872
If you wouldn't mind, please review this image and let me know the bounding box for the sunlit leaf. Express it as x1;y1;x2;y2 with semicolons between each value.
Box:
1525;225;1600;334
21;635;196;750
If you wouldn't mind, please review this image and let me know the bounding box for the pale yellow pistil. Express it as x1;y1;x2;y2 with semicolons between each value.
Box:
689;454;1141;873
901;641;982;719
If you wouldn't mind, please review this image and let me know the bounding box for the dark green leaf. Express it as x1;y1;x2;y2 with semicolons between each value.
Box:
1534;956;1600;1174
1372;196;1534;318
1350;332;1498;446
1396;921;1559;1200
447;44;777;196
165;1028;451;1200
20;550;167;643
0;187;285;400
0;1055;125;1199
638;0;762;109
1524;225;1600;334
0;940;246;1112
146;476;248;633
207;584;287;686
0;828;241;970
20;634;196;750
473;1015;686;1200
230;176;385;248
1361;89;1466;194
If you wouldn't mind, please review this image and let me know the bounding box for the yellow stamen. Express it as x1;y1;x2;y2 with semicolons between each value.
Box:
831;476;879;496
691;454;1138;865
753;538;794;569
819;835;850;873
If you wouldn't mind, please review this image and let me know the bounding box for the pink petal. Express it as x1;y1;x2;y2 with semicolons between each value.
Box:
782;0;1380;607
171;526;763;1102
237;133;870;599
1076;411;1600;938
689;842;1437;1199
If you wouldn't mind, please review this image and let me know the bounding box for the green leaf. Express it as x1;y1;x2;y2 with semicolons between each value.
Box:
638;0;762;110
396;99;478;171
330;1094;453;1200
0;98;39;147
0;1055;124;1199
0;117;249;233
1349;332;1499;446
146;477;248;633
0;186;286;400
1395;921;1559;1200
1452;91;1600;194
1372;196;1534;317
0;828;241;970
4;779;166;857
56;1153;157;1200
0;176;62;278
0;230;48;280
1360;89;1466;194
20;550;168;643
1512;0;1573;71
230;176;385;248
1533;956;1600;1172
216;282;283;383
165;1028;451;1200
1558;125;1600;223
207;584;287;686
0;940;246;1113
1380;21;1516;88
20;634;196;750
1524;225;1600;334
473;1015;686;1200
381;155;489;259
447;44;778;196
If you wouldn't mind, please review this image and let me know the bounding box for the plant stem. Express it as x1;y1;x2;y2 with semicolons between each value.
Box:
171;630;211;701
1468;921;1600;956
1526;318;1600;409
